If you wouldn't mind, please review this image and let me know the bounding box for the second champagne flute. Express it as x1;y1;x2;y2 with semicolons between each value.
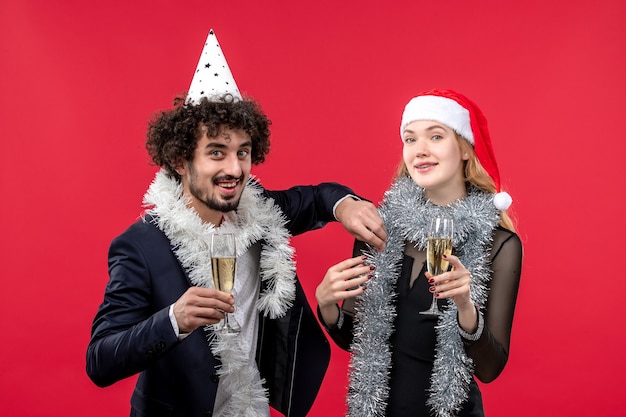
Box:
419;217;454;315
211;233;240;333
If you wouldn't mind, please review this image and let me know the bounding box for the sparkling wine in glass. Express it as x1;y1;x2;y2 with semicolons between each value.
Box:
211;233;240;333
419;217;453;315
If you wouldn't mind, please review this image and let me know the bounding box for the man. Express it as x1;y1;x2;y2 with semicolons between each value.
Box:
86;30;385;417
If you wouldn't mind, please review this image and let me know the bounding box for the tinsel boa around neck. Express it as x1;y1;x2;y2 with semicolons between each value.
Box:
347;175;500;417
142;169;297;417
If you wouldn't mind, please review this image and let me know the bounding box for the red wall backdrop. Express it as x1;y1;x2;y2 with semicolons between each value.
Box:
1;0;625;415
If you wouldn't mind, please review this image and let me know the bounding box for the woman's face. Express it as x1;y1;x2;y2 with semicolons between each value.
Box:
402;120;468;204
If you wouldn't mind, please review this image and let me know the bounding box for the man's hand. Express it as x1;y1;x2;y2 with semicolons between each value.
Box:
335;198;386;251
173;287;235;333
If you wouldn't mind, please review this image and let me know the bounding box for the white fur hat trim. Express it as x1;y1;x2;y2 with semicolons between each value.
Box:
400;95;474;144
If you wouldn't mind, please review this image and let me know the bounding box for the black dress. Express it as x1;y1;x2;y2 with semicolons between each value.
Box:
386;251;484;416
320;226;522;417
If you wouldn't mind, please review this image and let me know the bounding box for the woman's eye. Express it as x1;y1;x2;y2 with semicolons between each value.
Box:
404;137;415;143
432;135;443;140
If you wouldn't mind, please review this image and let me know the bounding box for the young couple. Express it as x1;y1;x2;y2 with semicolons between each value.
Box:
86;29;522;417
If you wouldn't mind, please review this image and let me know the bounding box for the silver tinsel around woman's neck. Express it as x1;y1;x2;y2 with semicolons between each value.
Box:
347;175;500;417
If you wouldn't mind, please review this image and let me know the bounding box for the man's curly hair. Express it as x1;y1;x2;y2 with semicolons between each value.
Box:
146;94;271;181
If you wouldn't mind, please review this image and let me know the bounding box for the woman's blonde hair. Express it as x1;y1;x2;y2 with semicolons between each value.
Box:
397;134;516;231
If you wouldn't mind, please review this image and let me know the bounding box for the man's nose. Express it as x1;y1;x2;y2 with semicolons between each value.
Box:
223;154;243;177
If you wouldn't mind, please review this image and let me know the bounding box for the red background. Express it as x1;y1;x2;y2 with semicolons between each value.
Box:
1;0;625;415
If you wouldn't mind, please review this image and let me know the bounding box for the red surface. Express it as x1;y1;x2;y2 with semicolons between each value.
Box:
1;0;625;415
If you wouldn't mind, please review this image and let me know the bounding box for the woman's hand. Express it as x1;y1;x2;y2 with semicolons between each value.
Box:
316;255;373;326
427;253;478;333
427;253;471;307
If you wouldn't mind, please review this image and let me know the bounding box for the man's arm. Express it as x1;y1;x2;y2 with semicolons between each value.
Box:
86;233;180;387
264;182;386;249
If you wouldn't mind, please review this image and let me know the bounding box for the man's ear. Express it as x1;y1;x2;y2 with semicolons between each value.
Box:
174;159;187;176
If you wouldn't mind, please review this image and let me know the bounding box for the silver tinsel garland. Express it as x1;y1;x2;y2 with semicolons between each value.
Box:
143;170;297;417
347;176;500;417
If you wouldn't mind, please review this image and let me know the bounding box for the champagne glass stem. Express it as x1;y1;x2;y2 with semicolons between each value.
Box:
224;312;231;330
427;294;438;313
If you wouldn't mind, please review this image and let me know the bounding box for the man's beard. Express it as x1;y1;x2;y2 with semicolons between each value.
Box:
192;186;241;213
187;167;243;213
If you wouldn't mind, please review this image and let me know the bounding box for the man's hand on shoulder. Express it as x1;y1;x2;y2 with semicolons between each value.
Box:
335;198;386;251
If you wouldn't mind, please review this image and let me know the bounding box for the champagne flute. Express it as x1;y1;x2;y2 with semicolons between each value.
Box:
211;233;240;333
419;217;453;316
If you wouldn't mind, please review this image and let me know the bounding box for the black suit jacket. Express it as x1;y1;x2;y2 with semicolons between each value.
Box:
87;183;351;416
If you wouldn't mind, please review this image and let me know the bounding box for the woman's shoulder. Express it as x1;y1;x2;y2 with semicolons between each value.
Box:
493;225;519;240
491;226;523;259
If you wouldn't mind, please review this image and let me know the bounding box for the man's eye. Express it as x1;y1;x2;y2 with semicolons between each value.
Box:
238;150;250;157
404;137;415;143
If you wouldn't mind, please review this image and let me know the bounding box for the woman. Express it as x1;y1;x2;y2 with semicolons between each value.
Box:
316;89;522;417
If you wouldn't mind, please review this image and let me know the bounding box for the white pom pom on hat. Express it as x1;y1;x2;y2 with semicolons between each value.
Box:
493;191;512;210
400;89;513;210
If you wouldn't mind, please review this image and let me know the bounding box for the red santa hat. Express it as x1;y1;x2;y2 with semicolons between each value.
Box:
400;88;512;210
